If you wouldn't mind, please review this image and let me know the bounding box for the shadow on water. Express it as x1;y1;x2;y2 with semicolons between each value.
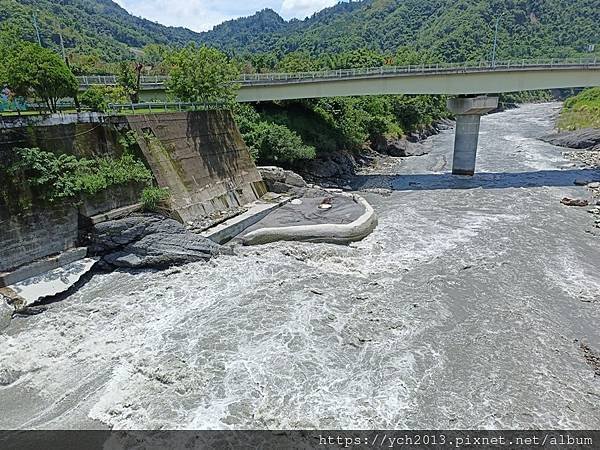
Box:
354;168;600;191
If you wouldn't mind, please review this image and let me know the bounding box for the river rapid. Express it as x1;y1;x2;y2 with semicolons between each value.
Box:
1;102;599;430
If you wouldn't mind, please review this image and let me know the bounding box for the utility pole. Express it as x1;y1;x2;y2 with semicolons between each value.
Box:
59;31;81;113
32;12;42;46
59;32;67;61
491;16;500;68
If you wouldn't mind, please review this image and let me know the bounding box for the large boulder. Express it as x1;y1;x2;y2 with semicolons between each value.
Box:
302;150;357;180
541;128;600;150
374;136;429;157
0;296;13;331
258;166;286;184
284;170;307;188
258;166;307;193
560;197;589;207
90;214;222;269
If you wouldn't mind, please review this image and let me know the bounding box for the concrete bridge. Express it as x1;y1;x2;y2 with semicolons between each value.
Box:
78;58;600;176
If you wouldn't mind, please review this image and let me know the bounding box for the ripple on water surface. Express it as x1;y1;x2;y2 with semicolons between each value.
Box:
1;103;599;430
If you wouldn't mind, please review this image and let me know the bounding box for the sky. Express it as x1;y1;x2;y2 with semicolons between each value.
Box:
113;0;347;33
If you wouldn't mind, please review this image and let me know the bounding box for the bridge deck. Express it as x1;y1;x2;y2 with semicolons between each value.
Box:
77;58;600;102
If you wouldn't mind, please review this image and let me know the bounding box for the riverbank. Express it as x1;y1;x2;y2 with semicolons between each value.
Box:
1;102;599;430
292;118;455;187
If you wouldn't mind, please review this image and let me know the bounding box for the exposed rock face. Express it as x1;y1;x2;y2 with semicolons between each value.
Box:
258;166;308;194
90;214;222;269
300;150;357;182
407;119;454;142
541;128;600;150
374;136;429;157
561;197;589;207
0;297;13;331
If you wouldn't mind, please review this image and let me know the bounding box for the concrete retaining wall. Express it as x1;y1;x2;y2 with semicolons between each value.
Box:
126;111;265;222
0;204;78;272
0;182;144;273
0;110;265;273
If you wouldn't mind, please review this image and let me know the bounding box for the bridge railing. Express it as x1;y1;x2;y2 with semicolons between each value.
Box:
77;57;599;87
238;57;600;84
78;75;168;87
106;101;225;114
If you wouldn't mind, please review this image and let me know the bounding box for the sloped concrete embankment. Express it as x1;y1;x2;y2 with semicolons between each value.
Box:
0;111;266;304
125;111;266;223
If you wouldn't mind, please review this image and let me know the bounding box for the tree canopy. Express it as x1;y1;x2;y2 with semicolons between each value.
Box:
165;44;239;104
4;42;78;112
0;0;597;74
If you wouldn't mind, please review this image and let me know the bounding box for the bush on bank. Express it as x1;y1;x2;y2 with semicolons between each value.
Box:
141;186;170;211
80;85;129;112
7;147;153;203
559;87;600;130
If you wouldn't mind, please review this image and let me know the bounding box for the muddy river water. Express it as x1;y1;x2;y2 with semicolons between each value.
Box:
1;102;599;430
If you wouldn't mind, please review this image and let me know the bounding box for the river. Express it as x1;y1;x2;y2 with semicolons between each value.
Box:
1;102;599;430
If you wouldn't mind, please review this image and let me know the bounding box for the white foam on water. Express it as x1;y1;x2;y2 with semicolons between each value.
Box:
2;102;599;430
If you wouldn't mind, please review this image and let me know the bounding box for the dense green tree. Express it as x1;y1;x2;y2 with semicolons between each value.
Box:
277;51;322;72
234;103;316;163
117;61;142;103
4;42;78;113
140;44;170;74
320;48;389;70
80;85;129;112
244;121;316;163
165;44;239;104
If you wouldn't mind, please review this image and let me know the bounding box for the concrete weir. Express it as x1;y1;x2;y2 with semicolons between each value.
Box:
448;96;499;175
239;193;378;246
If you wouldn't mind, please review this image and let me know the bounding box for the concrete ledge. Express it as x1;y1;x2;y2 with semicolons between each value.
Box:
241;194;378;246
88;203;143;225
200;196;291;244
8;257;98;307
0;247;88;287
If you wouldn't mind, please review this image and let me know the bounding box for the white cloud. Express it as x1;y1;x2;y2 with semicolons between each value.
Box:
114;0;235;32
113;0;344;32
280;0;338;19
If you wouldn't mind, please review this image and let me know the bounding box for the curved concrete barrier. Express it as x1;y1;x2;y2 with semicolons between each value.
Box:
241;194;378;246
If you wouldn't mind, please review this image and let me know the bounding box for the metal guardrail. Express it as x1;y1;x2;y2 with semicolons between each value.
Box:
78;75;168;87
77;58;600;88
107;101;226;114
239;57;600;84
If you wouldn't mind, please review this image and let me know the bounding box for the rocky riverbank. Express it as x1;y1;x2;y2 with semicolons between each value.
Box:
89;214;224;269
292;119;455;187
541;128;600;151
540;120;600;233
540;127;600;170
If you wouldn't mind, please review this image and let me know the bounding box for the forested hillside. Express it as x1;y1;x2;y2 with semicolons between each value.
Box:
1;0;598;68
0;0;201;65
1;0;597;171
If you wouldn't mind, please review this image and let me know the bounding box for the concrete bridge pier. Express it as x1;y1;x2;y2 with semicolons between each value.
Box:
448;96;499;175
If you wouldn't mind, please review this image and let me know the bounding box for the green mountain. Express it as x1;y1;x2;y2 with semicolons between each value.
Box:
0;0;201;61
214;0;599;62
1;0;598;67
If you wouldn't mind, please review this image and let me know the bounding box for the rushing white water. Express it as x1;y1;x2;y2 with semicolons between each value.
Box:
1;103;599;430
